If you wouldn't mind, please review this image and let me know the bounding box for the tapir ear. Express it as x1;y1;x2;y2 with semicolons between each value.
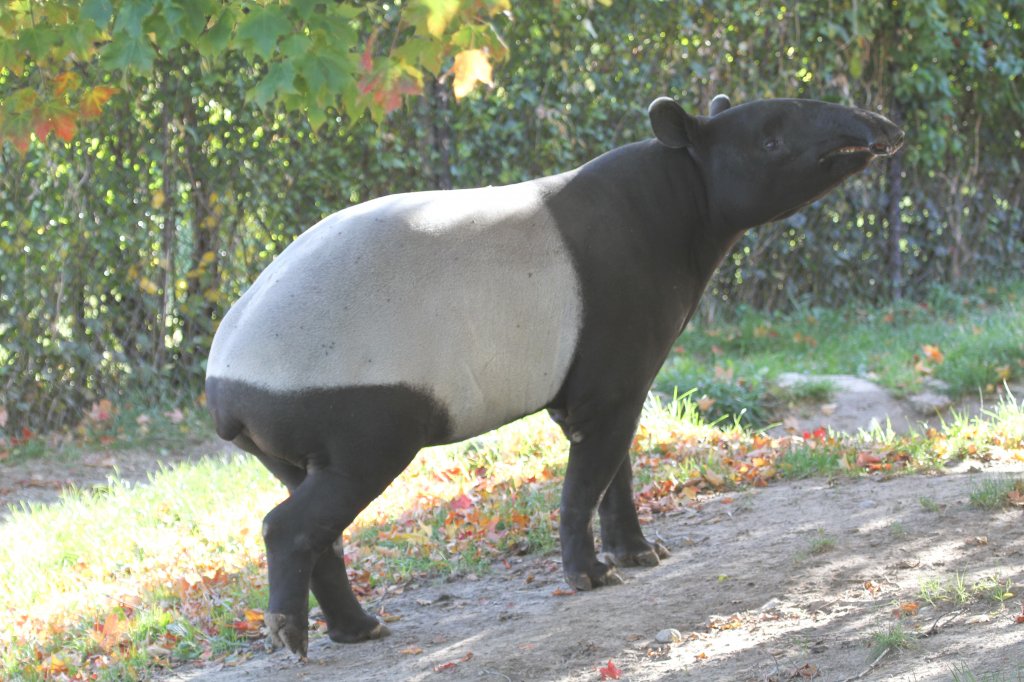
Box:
648;97;700;149
709;94;731;116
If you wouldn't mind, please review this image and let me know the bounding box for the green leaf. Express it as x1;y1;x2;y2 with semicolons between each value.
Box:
81;0;114;28
114;0;156;38
250;61;298;107
17;26;58;61
235;5;289;60
169;0;214;41
196;10;234;58
100;30;156;73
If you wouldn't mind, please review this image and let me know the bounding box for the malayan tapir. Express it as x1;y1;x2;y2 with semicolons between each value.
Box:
206;94;903;656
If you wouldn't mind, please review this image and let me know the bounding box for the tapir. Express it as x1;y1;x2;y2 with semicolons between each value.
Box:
206;94;903;655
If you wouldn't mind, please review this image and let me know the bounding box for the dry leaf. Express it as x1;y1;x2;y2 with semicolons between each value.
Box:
599;659;621;680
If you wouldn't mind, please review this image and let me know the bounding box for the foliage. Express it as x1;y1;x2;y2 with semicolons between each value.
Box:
1;0;1022;439
0;0;510;148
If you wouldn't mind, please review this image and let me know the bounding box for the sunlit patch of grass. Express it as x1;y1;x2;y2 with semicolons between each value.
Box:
870;622;912;658
969;476;1024;510
657;282;1024;421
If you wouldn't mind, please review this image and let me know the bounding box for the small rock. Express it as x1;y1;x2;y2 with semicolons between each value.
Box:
909;391;952;415
655;628;683;644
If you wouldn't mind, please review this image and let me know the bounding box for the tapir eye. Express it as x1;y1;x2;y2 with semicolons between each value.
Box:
763;137;781;152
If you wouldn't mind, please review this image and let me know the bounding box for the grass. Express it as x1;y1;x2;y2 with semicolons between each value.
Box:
870;622;912;658
918;571;1018;608
655;281;1024;427
807;529;837;555
951;660;1024;682
969;476;1024;510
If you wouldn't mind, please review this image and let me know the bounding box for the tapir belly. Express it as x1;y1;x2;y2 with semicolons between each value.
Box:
206;180;582;443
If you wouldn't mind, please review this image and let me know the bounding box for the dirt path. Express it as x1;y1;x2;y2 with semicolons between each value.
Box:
4;377;1022;680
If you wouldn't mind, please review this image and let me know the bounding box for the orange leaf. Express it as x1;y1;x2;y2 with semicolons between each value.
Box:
922;344;944;364
451;49;493;99
599;660;621;680
551;587;577;596
856;452;882;467
80;86;119;118
54;113;77;142
34;117;54;141
399;646;423;655
54;71;82;96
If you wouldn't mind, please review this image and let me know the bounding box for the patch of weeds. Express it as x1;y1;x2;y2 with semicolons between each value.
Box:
773;378;836;404
969;476;1024;510
918;576;949;606
807;529;837;556
654;359;771;427
950;660;1024;682
870;622;912;658
972;575;1016;605
918;496;942;513
777;437;849;479
887;521;908;538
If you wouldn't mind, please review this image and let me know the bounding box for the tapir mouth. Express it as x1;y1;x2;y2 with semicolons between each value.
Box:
820;139;903;163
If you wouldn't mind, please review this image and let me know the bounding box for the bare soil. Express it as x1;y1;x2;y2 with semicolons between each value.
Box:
3;377;1023;681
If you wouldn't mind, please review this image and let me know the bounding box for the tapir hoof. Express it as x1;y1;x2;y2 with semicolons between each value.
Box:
564;561;624;591
605;540;671;568
327;620;391;644
265;612;308;658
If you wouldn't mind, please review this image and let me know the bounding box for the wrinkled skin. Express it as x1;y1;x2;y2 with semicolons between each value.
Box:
206;94;904;656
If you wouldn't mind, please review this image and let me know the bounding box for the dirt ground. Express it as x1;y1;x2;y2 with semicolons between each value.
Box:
4;377;1023;681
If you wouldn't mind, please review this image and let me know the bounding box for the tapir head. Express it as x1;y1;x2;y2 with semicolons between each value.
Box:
649;95;904;230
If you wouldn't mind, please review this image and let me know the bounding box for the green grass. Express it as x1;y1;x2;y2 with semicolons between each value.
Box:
969;476;1024;510
655;281;1024;426
951;660;1024;682
870;623;912;658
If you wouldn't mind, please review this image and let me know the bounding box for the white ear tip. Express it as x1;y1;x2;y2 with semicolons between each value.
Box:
709;94;731;116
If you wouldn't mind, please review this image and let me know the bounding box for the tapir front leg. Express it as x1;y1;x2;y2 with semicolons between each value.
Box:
559;399;647;591
598;458;670;567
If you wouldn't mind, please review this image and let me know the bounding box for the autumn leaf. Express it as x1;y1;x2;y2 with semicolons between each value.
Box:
54;71;82;96
922;344;944;364
451;49;493;99
399;646;423;655
80;85;119;118
54;113;77;142
599;659;621;680
696;395;716;412
551;587;577;596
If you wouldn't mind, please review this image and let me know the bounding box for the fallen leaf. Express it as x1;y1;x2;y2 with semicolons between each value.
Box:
399;646;423;655
891;601;919;618
599;659;621;680
697;395;716;412
551;587;577;596
791;662;819;678
922;344;944;364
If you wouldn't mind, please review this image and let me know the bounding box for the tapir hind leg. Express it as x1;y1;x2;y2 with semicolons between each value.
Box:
244;447;387;651
598;458;670;567
260;456;414;657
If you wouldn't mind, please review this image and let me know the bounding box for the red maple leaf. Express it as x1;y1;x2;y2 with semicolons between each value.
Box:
599;660;621;680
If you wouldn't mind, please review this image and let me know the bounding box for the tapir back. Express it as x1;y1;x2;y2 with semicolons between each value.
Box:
206;179;583;445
